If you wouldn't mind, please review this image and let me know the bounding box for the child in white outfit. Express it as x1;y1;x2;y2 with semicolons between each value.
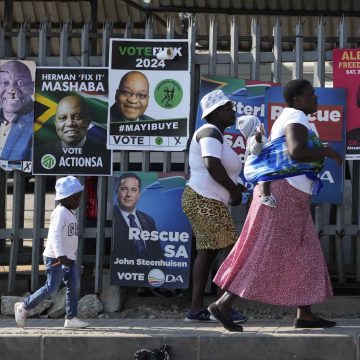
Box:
14;176;90;328
237;115;277;208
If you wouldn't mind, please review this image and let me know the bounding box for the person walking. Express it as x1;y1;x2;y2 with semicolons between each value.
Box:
208;79;343;332
14;176;90;329
182;89;245;328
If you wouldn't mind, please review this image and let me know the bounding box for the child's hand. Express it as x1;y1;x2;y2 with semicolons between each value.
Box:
57;256;70;267
255;130;262;143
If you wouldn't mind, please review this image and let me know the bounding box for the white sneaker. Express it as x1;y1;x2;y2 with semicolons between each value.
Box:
14;302;28;328
260;193;278;208
64;317;90;329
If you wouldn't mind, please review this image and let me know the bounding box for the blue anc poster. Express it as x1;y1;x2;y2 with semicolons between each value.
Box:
196;75;279;194
110;172;192;289
265;87;346;204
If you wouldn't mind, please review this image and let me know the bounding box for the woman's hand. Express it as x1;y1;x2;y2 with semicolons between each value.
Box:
323;144;343;165
230;184;244;206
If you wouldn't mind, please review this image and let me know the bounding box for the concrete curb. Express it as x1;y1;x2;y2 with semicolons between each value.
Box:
1;318;360;359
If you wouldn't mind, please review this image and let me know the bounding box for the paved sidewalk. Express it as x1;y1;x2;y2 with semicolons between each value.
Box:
1;318;360;359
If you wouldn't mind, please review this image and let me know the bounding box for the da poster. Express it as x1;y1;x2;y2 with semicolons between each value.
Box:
110;172;192;289
0;60;36;173
333;48;360;159
265;86;346;204
195;74;279;194
33;67;112;176
107;39;190;151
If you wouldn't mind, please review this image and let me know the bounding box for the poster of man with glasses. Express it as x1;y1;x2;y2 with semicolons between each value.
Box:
108;39;190;151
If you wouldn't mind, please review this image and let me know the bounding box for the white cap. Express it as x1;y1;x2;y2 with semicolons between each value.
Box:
55;176;84;200
236;115;261;139
200;89;235;119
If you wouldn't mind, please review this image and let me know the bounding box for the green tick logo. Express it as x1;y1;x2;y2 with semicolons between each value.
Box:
41;154;56;169
154;79;183;109
155;137;164;145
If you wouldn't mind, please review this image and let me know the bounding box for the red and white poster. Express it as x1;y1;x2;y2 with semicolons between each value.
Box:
333;48;360;159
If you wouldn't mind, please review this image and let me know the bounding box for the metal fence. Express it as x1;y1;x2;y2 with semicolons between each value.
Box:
1;15;359;295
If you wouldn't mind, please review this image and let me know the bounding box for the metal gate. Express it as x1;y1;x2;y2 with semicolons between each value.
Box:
0;14;359;295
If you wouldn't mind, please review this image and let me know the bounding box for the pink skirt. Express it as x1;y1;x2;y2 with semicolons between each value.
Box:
213;179;333;306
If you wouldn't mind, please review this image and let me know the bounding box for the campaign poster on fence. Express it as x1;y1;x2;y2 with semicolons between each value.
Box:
33;67;112;175
333;48;360;160
110;172;192;289
107;39;190;151
265;86;346;204
196;75;279;195
0;60;36;173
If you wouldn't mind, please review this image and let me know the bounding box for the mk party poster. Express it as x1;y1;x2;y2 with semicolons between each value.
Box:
108;39;190;151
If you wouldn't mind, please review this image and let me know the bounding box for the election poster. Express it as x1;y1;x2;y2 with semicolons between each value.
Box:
265;86;346;204
33;67;112;176
333;48;360;159
0;60;36;173
110;172;192;289
196;75;279;196
107;39;190;151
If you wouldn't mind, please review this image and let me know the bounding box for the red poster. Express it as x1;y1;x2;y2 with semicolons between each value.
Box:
333;48;360;159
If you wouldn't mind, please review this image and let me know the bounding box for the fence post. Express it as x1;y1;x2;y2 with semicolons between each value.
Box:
338;15;347;49
229;16;239;78
76;176;86;287
38;21;49;66
0;170;6;253
313;16;325;87
81;22;90;67
208;15;217;75
94;177;107;293
102;21;112;68
162;17;175;173
60;21;70;67
272;17;282;83
250;17;260;80
141;16;154;172
17;22;28;59
293;18;303;79
0;23;5;58
184;14;197;175
8;171;25;293
31;176;45;291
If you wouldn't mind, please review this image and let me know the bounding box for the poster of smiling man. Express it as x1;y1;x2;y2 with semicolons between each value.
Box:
110;172;192;289
0;60;35;173
33;67;112;176
108;39;190;151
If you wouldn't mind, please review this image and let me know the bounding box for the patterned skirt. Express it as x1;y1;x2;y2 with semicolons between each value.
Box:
213;179;333;306
181;186;237;250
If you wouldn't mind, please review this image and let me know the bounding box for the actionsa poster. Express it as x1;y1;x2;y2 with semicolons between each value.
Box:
333;48;360;159
110;172;192;289
108;39;190;151
33;67;112;175
265;86;346;204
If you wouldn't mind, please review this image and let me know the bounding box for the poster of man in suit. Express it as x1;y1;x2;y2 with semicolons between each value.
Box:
32;67;112;175
110;172;192;289
0;60;35;172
